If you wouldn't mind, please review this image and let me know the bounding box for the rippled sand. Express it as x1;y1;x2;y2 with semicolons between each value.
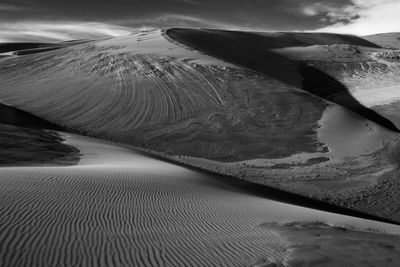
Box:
1;134;400;266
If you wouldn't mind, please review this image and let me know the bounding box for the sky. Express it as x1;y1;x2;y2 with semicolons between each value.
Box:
0;0;399;42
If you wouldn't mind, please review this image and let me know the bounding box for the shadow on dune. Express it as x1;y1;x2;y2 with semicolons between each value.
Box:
166;28;400;133
0;43;58;53
0;40;91;55
300;66;400;132
0;102;63;131
143;151;400;226
0;103;80;166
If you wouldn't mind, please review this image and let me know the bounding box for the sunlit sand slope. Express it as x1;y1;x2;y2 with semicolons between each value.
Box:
0;29;326;161
1;134;400;266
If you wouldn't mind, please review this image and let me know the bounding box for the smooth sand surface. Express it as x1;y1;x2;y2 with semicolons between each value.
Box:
364;33;400;49
1;133;400;266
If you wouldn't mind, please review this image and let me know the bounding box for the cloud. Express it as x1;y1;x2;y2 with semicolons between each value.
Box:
314;0;400;35
113;14;230;30
292;1;356;24
0;3;24;11
168;0;203;5
0;21;133;42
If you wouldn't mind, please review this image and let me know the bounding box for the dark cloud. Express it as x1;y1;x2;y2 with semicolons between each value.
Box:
0;0;354;30
4;0;393;41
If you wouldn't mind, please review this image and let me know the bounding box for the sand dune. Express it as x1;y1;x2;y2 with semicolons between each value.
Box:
0;29;327;161
270;39;400;128
3;28;400;265
364;32;400;49
166;28;400;132
162;28;400;221
1;134;400;266
2;28;400;223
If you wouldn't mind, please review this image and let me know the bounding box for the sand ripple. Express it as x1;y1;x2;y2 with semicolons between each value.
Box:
0;135;399;266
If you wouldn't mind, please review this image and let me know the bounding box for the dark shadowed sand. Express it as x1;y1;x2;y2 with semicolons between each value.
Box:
0;40;91;55
0;123;79;166
0;102;79;166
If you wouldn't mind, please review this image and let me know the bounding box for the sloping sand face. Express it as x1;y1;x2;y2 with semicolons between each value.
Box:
0;29;326;161
364;33;400;49
1;134;400;267
273;42;400;129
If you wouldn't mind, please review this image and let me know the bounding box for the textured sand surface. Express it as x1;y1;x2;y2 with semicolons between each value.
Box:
272;42;400;129
264;222;400;266
0;29;326;161
3;29;400;265
1;134;400;267
2;28;400;221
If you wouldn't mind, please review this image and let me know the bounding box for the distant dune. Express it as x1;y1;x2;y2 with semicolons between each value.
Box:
364;32;400;49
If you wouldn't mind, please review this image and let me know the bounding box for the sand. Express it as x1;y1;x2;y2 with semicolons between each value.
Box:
0;40;91;55
3;28;400;221
1;133;400;266
0;123;79;166
0;29;326;161
2;28;400;265
273;41;400;129
0;102;79;166
364;32;400;49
